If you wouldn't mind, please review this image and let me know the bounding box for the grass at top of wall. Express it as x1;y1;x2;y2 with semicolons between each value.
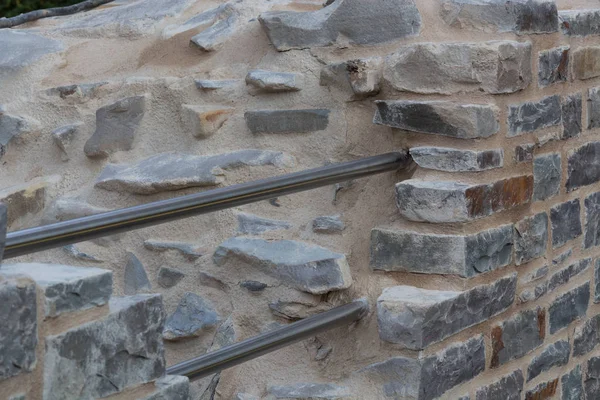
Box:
1;0;84;18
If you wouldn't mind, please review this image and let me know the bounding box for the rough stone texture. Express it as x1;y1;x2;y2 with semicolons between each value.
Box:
396;176;532;223
475;370;524;400
214;238;352;294
43;294;165;399
258;0;421;51
562;93;583;139
588;89;600;129
549;283;590;334
240;280;267;292
181;105;233;138
491;307;545;368
312;215;345;233
45;197;110;222
0;175;58;227
0;30;63;71
144;239;203;260
533;153;561;201
95;149;292;194
63;244;103;263
573;314;600;357
560;9;600;36
440;0;558;34
585;357;600;400
377;274;516;349
507;95;562;137
550;199;582;248
524;265;549;283
553;248;572;266
383;41;532;94
538;46;569;87
527;340;570;381
195;79;238;90
410;146;503;172
585;192;600;248
547;259;590;293
245;70;302;93
84;95;146;158
514;212;548;266
0;108;35;159
525;379;558;400
562;365;583;400
358;356;422;399
0;263;112;317
190;4;238;52
157;266;185;289
373;100;499;139
124;252;151;295
572;46;600;80
245;109;330;134
0;277;37;381
515;143;535;163
371;225;513;277
269;300;334;320
163;292;219;341
267;383;350;399
320;57;382;100
52;123;82;161
566;141;600;191
141;375;190;400
237;212;291;235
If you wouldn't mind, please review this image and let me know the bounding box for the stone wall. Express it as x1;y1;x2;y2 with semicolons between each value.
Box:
3;0;600;399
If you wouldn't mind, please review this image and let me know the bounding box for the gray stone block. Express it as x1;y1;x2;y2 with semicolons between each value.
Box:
525;379;559;400
491;307;545;368
0;108;35;159
585;192;600;248
547;258;590;293
237;212;291;235
267;383;350;399
560;9;600;36
245;109;330;134
573;313;600;357
190;5;237;52
566;141;600;191
549;283;590;334
596;259;600;303
373;100;499;139
0;30;63;71
550;199;582;248
538;46;569;87
527;340;570;381
533;153;561;201
157;266;185;289
571;46;600;80
214;237;352;294
319;58;382;100
410;146;503;172
562;365;583;400
377;274;516;349
0;263;112;317
124;252;151;295
258;0;421;51
240;280;267;292
507;95;562;137
515;143;535;163
144;239;203;260
588;88;600;129
312;215;344;234
163;292;219;341
358;356;422;399
585;357;600;399
475;370;523;400
562;93;582;139
523;265;549;283
141;375;190;400
52;123;82;161
195;79;238;90
246;70;302;93
180;105;233;138
514;212;548;266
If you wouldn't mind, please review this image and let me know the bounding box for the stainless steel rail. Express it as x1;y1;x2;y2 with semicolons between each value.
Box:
4;152;409;258
166;299;368;380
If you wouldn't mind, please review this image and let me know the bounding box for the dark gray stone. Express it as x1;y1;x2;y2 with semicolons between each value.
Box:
573;313;600;357
373;100;499;139
524;265;549;283
538;46;569;87
560;10;600;36
0;108;35;159
377;274;516;349
240;280;267;292
549;283;590;334
163;292;219;341
551;199;582;248
245;70;302;93
585;357;600;399
319;57;382;100
44;294;165;399
562;93;582;139
562;365;583;400
553;248;572;266
410;146;503;172
245;109;330;134
475;370;523;400
267;383;350;399
596;260;600;303
199;272;228;292
514;212;548;265
62;244;103;263
507;95;562;137
124;252;151;295
0;29;63;71
533;153;561;201
585;192;600;248
566;141;600;191
52;123;82;161
259;0;421;51
589;88;600;129
573;47;600;80
515;143;535;163
525;379;559;400
547;258;590;292
491;307;545;368
237;212;291;235
527;340;570;381
312;215;344;233
142;375;190;400
214;237;352;294
157;266;185;288
195;79;238;90
144;239;203;260
358;356;422;399
190;4;237;51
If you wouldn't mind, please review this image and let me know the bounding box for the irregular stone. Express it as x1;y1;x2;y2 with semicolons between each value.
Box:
475;370;523;400
383;41;532;94
525;379;558;400
214;238;352;294
163;292;219;341
45;197;110;222
585;192;600;248
144;239;203;260
209;316;236;351
96;149;292;194
0;175;59;227
538;46;569;87
269;300;333;320
0;277;37;381
84;95;146;158
319;58;382;100
410;146;503;172
245;109;329;134
585;357;600;399
572;46;600;80
315;345;332;361
573;313;600;357
562;93;582;139
515;143;535;163
195;79;238;90
491;307;545;368
358;356;422;399
199;272;228;291
181;104;233;139
190;5;238;51
259;0;421;51
45;82;107;100
560;9;600;36
312;215;344;233
267;383;350;399
523;265;549;283
245;70;302;93
141;375;190;400
157;266;185;288
371;225;513;277
440;0;558;34
43;294;165;399
507;95;562;137
514;212;548;266
549;283;590;334
199;373;220;400
562;366;583;400
553;248;572;266
547;259;590;293
396;175;533;223
240;280;267;292
373;100;499;139
124;252;151;295
0;108;36;159
8;394;25;400
533;153;561;201
162;3;233;39
550;199;582;248
527;340;570;381
52;123;83;161
237;212;291;235
0;30;63;72
377;274;516;349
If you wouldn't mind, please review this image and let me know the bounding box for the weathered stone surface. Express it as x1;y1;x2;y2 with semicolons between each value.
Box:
515;143;535;163
371;225;513;277
157;266;185;288
440;0;558;34
245;109;329;134
181;105;233;138
524;265;549;283
550;199;582;248
0;108;35;158
596;260;600;303
410;146;503;172
491;307;545;368
124;252;151;295
190;4;237;51
240;280;267;292
0;277;37;381
163;292;218;341
566;142;600;191
507;95;562;137
214;238;352;294
527;340;570;381
562;93;582;139
560;9;600;36
589;89;600;129
144;239;203;260
62;244;102;263
549;283;590;334
0;175;59;227
52;123;83;161
237;212;291;235
475;370;523;400
547;259;590;293
553;248;572;266
533;153;561;201
46;82;107;100
162;3;233;39
319;58;382;100
312;215;344;233
396;176;532;223
267;383;350;399
195;79;238;90
269;300;333;320
141;375;190;400
562;365;583;400
572;46;600;80
245;70;302;93
358;356;422;399
585;192;600;248
383;41;532;94
373;100;499;139
209;317;236;351
573;314;600;356
525;379;558;400
377;274;516;349
259;0;421;51
538;46;569;87
96;149;292;194
585;357;600;400
514;212;548;266
84;95;146;158
0;30;63;71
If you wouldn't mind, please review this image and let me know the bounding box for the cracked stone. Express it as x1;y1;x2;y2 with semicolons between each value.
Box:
515;143;535;163
525;379;558;400
527;340;570;381
163;292;219;341
475;370;524;400
567;141;600;191
538;46;569;87
584;192;600;248
573;313;600;357
588;88;600;129
190;4;238;51
533;153;561;201
547;259;590;293
562;366;583;400
585;357;600;399
562;93;582;139
162;3;234;39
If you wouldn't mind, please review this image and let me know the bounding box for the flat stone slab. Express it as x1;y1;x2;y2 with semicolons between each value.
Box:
214;237;352;294
245;109;330;134
0;263;112;317
0;30;63;72
237;212;291;235
162;3;233;39
195;79;239;90
246;70;302;93
163;292;219;341
144;239;203;260
190;4;238;51
410;146;503;172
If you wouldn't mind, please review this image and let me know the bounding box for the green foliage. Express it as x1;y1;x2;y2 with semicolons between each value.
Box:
1;0;84;18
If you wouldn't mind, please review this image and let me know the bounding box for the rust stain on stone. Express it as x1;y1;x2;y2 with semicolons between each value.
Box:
202;109;231;123
490;325;504;369
537;308;546;341
557;48;569;79
525;378;558;400
466;175;533;218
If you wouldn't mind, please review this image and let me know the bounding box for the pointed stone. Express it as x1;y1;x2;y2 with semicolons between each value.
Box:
52;123;83;161
237;212;291;235
124;252;151;295
157;266;185;288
